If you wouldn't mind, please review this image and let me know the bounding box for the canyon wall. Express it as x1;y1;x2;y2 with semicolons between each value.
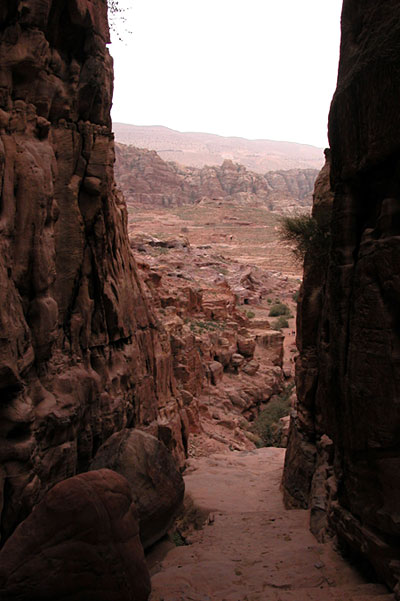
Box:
115;143;318;213
0;0;187;546
283;2;400;595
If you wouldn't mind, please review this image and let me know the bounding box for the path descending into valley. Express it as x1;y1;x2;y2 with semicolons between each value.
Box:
149;448;394;601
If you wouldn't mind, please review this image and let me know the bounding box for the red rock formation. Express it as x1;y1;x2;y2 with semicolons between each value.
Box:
0;469;151;601
0;0;186;545
90;429;185;549
283;3;400;595
115;144;319;213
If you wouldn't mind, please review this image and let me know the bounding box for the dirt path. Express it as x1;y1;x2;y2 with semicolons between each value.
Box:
149;448;394;601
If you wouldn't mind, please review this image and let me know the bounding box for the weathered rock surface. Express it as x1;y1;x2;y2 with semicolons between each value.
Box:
127;232;299;457
0;0;186;545
283;3;400;596
90;429;185;549
0;469;151;601
115;144;318;213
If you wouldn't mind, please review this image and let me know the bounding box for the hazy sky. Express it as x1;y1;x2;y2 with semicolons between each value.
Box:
109;0;343;148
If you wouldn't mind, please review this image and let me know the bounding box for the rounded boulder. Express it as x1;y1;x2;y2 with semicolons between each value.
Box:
91;429;185;548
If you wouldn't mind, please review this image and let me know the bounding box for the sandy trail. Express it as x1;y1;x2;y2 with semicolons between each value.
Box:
149;448;394;601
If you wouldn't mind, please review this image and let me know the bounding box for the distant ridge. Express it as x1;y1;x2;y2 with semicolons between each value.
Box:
112;123;324;173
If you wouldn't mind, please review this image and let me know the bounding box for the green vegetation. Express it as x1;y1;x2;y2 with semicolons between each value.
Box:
189;320;225;334
151;246;169;255
246;310;255;319
250;385;294;447
268;302;291;317
271;316;289;330
279;214;331;264
292;289;300;303
170;530;187;547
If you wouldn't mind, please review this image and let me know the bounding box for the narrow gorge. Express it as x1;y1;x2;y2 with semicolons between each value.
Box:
0;1;399;601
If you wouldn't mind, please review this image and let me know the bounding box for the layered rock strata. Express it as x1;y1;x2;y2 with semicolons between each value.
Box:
115;144;318;213
0;0;187;548
283;3;400;596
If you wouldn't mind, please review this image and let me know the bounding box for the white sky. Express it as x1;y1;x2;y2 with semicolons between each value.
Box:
109;0;343;148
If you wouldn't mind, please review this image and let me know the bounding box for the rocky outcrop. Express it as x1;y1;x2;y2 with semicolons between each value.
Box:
0;0;187;547
115;144;318;213
90;429;185;549
282;153;333;510
283;3;400;596
0;469;151;601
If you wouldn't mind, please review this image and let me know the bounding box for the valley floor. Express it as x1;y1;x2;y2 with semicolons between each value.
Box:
148;448;394;601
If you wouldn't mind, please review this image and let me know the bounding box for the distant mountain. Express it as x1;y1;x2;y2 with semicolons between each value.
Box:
115;143;319;213
113;123;324;173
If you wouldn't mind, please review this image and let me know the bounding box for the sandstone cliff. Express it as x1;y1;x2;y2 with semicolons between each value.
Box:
283;3;400;596
115;143;318;213
0;0;187;546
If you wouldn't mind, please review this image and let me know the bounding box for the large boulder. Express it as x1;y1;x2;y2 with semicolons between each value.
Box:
91;429;185;548
0;469;151;601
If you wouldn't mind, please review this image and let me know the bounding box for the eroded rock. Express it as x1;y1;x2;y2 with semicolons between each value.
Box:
283;3;400;594
0;469;151;601
90;429;185;549
115;144;319;213
0;0;186;545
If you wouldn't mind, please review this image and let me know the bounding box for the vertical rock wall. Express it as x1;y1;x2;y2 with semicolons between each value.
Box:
0;0;187;545
283;2;400;595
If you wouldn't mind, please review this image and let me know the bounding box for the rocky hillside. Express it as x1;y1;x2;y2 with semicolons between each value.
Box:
115;143;318;213
283;3;400;597
113;123;324;172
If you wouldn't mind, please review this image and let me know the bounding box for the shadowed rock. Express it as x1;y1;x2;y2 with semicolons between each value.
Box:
0;469;151;601
283;2;400;595
0;0;187;545
91;429;185;549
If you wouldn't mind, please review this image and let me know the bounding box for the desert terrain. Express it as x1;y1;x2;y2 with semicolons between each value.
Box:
113;123;325;172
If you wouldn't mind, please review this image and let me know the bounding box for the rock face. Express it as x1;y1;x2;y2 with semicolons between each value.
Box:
90;429;185;549
0;0;187;546
115;144;318;213
283;3;400;596
0;469;151;601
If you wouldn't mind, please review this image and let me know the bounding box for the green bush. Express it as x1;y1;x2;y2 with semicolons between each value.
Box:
279;214;331;264
246;310;255;319
250;385;293;447
189;320;225;334
292;289;300;303
271;316;289;330
268;302;290;317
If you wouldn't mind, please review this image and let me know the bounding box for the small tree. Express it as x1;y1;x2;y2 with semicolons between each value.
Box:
279;214;331;264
